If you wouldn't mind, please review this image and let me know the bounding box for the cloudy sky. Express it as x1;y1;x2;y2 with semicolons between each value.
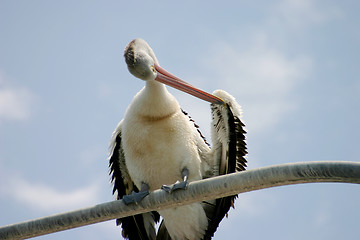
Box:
0;0;359;239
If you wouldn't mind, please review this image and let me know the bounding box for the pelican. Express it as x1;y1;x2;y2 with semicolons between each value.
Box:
109;38;247;240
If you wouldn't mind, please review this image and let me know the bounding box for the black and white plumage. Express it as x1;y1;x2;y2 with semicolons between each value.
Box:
109;39;247;240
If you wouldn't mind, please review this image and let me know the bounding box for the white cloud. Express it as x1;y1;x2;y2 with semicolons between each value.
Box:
272;0;342;31
176;36;312;139
312;201;332;227
12;180;100;212
0;88;33;121
189;1;343;136
204;40;312;134
0;167;101;212
0;72;35;122
172;0;341;150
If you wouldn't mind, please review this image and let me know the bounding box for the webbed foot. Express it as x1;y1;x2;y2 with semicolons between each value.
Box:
122;190;149;205
161;180;189;193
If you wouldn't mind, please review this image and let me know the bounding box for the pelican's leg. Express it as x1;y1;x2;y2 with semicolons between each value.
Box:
122;182;150;205
161;168;189;193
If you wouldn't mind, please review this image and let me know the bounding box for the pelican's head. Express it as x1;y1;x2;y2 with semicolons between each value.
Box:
124;38;225;105
124;38;158;81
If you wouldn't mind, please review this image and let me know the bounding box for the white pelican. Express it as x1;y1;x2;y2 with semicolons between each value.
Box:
109;38;247;240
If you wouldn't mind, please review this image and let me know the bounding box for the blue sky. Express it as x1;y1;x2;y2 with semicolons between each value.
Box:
0;1;359;239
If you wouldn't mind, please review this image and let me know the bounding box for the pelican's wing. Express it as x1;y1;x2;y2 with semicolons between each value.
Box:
109;120;160;240
203;90;247;239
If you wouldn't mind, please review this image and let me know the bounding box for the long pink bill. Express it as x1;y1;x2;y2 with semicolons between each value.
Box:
154;63;224;105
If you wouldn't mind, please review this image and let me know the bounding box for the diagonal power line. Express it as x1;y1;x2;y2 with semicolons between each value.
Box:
0;161;359;239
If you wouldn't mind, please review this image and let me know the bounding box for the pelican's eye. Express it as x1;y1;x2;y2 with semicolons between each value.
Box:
150;65;156;73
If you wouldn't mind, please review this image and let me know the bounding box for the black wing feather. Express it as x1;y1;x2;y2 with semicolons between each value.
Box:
203;103;247;240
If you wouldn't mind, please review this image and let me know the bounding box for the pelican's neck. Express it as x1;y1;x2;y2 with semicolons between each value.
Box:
145;80;169;101
129;80;180;119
